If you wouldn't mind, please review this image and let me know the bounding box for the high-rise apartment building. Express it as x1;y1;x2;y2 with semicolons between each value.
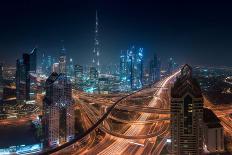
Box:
170;64;203;155
43;72;75;147
16;48;37;103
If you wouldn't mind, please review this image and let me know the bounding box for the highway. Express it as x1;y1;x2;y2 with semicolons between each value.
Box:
204;96;232;148
43;74;168;154
40;69;232;155
74;70;180;155
39;70;180;155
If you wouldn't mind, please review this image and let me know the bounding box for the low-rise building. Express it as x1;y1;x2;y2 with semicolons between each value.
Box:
203;108;224;153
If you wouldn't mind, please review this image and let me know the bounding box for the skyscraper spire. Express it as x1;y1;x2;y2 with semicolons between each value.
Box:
93;10;100;72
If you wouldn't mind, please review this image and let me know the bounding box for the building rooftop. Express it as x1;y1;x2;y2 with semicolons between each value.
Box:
171;64;202;98
204;108;222;129
207;123;222;128
203;108;220;123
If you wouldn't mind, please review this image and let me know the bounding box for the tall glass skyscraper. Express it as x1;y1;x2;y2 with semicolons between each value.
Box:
167;57;178;75
43;72;75;147
67;58;74;78
16;48;37;103
59;45;67;74
119;46;143;91
149;53;161;83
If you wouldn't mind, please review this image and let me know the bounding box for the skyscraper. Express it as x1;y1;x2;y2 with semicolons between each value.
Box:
120;51;129;90
92;10;100;72
41;53;46;74
170;64;203;155
41;53;55;76
59;44;67;74
167;57;178;74
149;53;161;83
52;63;59;73
67;58;74;78
16;48;37;103
46;55;53;76
119;46;143;91
74;64;83;90
43;72;75;147
89;66;99;93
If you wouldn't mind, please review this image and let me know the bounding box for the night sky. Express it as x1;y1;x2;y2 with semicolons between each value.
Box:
0;0;232;67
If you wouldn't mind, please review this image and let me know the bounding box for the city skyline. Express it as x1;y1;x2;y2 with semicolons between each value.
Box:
0;0;232;67
0;1;231;155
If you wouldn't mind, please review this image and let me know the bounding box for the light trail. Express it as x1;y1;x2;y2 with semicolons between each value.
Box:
97;70;180;155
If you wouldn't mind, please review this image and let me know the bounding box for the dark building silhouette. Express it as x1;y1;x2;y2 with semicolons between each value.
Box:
170;64;203;155
203;108;224;153
149;53;161;83
16;48;37;103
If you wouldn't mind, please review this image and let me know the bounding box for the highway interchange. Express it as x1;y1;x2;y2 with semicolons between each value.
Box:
49;70;180;155
2;69;231;155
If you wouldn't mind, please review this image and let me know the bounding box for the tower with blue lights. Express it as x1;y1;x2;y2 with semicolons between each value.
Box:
167;57;179;75
41;53;56;77
119;46;143;91
67;58;74;78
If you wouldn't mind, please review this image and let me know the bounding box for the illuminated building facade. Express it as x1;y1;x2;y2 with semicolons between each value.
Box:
67;58;74;78
59;45;67;74
41;54;55;76
149;53;161;83
16;48;37;103
74;64;83;90
46;56;54;76
171;64;203;155
52;63;59;73
43;72;75;147
119;46;143;91
41;53;46;74
88;66;99;93
92;11;100;72
98;77;109;94
167;57;178;74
